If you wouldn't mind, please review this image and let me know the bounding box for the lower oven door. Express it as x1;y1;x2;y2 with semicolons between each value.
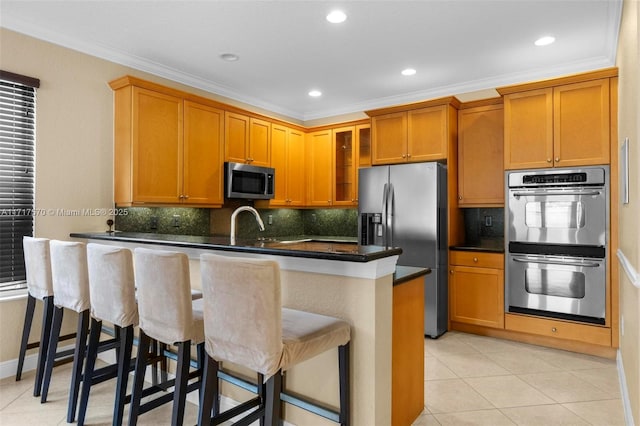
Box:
507;253;605;324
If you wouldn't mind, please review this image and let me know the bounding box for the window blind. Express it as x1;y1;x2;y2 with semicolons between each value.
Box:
0;72;38;290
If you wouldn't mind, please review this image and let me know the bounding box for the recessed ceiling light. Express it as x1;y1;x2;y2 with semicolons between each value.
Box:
220;53;239;62
401;68;417;76
326;10;347;24
534;36;556;46
308;90;322;97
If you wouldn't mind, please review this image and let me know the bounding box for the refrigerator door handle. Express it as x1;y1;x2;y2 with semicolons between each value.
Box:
382;183;389;246
388;183;395;247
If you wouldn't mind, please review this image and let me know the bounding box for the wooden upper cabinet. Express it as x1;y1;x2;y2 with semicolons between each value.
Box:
502;77;611;170
183;101;224;206
503;88;554;169
131;87;183;204
369;99;457;165
265;124;305;207
110;77;225;207
553;79;610;167
408;105;448;162
224;112;271;166
357;124;372;168
306;129;333;206
371;112;407;164
457;102;504;206
333;126;358;206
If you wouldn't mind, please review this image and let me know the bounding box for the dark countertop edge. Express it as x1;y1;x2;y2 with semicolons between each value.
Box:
70;232;402;263
449;245;505;253
393;266;431;285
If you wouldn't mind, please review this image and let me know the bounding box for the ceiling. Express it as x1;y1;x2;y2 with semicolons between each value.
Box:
0;1;622;122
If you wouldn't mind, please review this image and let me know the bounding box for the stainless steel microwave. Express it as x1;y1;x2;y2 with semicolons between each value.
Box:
224;162;275;200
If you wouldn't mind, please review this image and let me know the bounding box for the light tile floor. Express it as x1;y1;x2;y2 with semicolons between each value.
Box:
0;331;626;425
415;331;626;426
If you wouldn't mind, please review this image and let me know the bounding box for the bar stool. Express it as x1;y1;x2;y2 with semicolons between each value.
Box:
128;247;205;426
40;240;91;424
17;237;75;397
77;243;138;426
198;254;351;426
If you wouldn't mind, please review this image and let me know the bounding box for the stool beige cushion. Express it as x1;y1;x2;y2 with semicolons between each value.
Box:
134;248;204;344
23;237;53;300
200;254;350;379
50;241;90;313
87;243;138;328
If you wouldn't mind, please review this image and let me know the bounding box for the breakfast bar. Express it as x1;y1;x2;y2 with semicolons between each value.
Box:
71;232;427;426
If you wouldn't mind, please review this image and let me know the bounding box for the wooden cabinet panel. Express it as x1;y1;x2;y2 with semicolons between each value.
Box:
504;88;554;169
357;124;371;168
132;87;183;203
504;78;611;170
224;111;250;164
458;103;504;206
408;105;448;161
183;101;224;205
248;117;271;166
392;277;424;426
553;79;610;167
333;126;358;206
267;124;305;207
306;130;333;206
450;251;504;329
505;313;611;346
372;112;407;164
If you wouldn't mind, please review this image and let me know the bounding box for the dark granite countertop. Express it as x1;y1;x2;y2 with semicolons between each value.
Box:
450;239;505;253
70;232;402;263
393;266;431;286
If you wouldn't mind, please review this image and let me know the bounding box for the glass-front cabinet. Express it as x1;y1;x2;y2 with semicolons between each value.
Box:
333;124;371;206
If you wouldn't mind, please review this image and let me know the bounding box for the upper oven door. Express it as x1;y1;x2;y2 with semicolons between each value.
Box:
507;186;607;246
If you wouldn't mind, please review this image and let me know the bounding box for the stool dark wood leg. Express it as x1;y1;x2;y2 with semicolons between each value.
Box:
113;325;134;426
258;373;266;426
77;318;102;426
16;294;36;381
34;296;54;397
172;341;191;426
40;305;64;402
338;343;350;426
264;372;282;426
68;310;90;423
197;354;217;426
128;331;151;426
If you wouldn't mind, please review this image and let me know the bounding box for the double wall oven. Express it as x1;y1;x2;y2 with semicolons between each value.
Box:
505;166;609;325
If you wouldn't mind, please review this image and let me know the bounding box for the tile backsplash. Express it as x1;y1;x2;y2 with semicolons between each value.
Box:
115;205;358;239
462;207;504;245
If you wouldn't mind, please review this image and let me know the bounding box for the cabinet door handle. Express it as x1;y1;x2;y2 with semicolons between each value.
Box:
458;195;462;200
402;154;406;158
547;158;552;163
555;157;560;162
450;270;454;275
407;153;411;158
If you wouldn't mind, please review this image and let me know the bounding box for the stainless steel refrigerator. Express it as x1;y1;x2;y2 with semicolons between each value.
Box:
358;162;448;338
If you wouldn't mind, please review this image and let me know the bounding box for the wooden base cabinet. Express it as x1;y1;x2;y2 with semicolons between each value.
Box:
505;313;611;347
110;78;224;207
449;251;504;329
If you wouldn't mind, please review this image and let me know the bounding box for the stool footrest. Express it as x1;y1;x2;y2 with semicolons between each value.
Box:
210;397;261;426
137;379;201;415
281;390;340;423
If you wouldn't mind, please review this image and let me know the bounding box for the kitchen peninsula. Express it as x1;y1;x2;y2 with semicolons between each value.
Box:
70;231;427;426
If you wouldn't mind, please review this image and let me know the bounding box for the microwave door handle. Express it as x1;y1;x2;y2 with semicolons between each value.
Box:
512;190;602;198
512;257;601;268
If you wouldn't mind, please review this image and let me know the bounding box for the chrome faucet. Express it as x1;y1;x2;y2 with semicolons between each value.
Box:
230;206;265;245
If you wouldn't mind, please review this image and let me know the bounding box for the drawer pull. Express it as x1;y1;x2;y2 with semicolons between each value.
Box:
551;327;557;333
473;257;478;263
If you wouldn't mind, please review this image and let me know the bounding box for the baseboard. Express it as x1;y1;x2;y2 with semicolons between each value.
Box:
617;350;636;426
0;343;75;380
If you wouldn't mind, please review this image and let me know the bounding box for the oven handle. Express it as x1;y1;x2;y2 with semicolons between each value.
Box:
511;190;601;198
512;256;602;268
